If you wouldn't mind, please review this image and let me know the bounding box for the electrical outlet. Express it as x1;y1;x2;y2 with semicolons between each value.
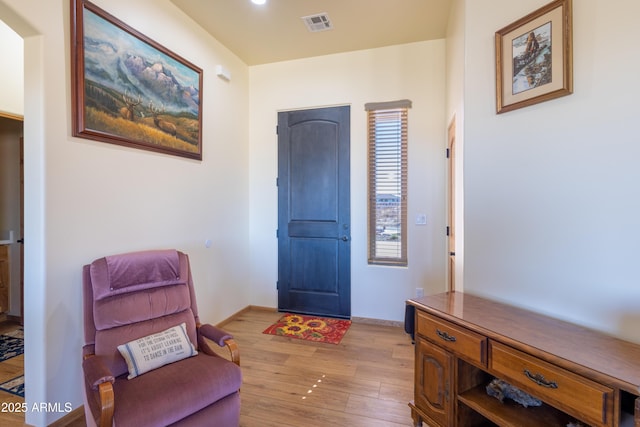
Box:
415;287;424;298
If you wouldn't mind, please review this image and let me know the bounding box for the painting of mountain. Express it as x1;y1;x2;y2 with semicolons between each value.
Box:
72;0;203;160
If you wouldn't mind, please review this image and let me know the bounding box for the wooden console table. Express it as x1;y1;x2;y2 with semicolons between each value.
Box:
407;292;640;427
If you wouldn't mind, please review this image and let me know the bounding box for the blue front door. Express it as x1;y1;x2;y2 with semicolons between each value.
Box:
277;106;351;318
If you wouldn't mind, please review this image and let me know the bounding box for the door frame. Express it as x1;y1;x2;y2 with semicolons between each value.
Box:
447;117;456;293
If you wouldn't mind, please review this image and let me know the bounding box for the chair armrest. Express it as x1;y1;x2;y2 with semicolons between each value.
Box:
97;382;114;427
197;324;240;366
198;323;233;346
82;355;115;426
82;355;115;391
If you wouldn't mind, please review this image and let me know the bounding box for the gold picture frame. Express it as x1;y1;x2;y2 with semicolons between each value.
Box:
495;0;573;114
71;0;203;160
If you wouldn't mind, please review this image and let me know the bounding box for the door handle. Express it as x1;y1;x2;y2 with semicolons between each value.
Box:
341;235;350;242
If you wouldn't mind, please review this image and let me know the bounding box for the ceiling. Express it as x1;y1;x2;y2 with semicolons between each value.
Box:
170;0;453;66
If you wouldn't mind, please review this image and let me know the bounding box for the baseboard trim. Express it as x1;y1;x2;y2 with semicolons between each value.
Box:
6;314;22;325
216;305;277;328
352;316;403;328
48;406;84;427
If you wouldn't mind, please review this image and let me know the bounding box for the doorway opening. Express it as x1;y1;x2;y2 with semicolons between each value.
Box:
447;117;456;292
0;115;24;323
0;113;25;422
0;15;28;424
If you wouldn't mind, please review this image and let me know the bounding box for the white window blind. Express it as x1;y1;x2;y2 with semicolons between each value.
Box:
366;100;410;266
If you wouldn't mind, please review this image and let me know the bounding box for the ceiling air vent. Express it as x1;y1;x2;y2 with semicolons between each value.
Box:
301;13;333;32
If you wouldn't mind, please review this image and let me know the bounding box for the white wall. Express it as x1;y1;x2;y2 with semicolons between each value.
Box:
0;18;22;116
249;41;448;322
462;0;640;344
0;0;251;425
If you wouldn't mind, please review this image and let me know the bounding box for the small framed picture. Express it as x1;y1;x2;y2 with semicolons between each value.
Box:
495;0;573;114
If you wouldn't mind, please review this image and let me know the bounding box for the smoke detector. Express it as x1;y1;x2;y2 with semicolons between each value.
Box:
301;13;333;32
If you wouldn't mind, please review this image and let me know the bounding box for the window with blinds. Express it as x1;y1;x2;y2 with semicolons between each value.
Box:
366;100;410;266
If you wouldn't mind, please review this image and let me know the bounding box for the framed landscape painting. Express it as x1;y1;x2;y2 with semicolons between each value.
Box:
71;0;203;160
495;0;573;114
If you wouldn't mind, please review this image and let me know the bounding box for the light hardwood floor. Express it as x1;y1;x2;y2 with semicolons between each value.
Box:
0;308;415;426
227;308;415;427
0;321;25;427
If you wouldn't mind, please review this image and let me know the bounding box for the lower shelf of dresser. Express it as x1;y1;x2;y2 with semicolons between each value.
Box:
457;385;573;427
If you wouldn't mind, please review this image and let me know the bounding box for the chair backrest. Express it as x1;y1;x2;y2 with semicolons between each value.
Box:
83;249;200;378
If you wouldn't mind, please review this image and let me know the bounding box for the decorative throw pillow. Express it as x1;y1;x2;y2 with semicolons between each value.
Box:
117;323;197;379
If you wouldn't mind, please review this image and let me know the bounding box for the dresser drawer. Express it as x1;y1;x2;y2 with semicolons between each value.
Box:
489;341;614;427
416;311;487;366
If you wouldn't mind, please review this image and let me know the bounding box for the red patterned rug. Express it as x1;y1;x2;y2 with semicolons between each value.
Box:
263;313;351;345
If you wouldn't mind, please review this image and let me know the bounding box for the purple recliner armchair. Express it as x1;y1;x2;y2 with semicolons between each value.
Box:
82;249;242;426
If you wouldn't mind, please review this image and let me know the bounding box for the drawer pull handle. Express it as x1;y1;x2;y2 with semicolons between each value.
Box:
524;369;558;389
436;329;457;342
